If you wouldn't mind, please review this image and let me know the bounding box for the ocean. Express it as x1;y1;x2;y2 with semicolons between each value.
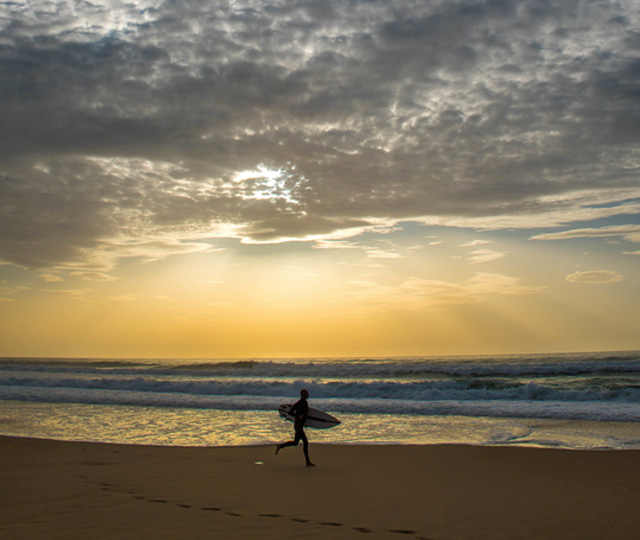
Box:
1;351;640;450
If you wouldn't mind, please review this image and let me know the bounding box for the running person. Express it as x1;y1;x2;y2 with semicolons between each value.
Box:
276;389;315;466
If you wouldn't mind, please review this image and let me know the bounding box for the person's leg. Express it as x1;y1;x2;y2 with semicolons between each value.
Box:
300;430;314;466
276;431;302;453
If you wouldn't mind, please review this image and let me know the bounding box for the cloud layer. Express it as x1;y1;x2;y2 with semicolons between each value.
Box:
2;0;640;268
565;270;623;284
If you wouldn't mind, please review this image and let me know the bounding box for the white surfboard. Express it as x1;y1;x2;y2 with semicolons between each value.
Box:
278;403;341;429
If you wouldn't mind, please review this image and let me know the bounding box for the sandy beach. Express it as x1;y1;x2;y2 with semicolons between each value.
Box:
1;436;639;540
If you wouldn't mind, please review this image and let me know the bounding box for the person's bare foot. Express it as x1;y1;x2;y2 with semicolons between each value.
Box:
275;444;281;455
306;461;315;467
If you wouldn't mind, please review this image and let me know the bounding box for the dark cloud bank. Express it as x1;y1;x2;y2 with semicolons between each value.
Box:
1;0;639;268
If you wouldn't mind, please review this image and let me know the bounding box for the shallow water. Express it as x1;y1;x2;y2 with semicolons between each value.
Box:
2;400;640;450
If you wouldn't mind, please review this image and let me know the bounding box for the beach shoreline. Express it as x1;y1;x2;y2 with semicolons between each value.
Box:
2;435;640;539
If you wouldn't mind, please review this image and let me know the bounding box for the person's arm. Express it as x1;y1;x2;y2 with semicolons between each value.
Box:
289;399;301;419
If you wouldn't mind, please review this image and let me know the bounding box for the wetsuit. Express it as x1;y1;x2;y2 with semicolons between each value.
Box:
279;397;310;462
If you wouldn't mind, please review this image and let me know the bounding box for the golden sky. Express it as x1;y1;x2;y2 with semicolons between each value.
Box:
1;220;638;357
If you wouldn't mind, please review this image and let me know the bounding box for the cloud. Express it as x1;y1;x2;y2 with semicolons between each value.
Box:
69;272;118;282
459;240;493;247
421;193;640;231
465;273;545;296
468;248;507;264
1;0;640;268
39;273;64;283
313;239;360;250
366;249;404;260
531;225;640;243
565;270;623;284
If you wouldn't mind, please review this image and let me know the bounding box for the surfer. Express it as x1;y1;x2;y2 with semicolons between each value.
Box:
275;389;315;466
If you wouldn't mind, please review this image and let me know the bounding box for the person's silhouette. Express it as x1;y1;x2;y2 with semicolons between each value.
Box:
276;388;315;466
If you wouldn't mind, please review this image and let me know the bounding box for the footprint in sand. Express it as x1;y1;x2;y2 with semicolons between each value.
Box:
124;493;421;539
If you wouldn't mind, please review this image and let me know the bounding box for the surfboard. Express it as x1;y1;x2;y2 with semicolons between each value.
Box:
278;403;341;429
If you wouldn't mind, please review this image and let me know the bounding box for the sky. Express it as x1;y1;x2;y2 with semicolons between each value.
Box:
0;0;639;359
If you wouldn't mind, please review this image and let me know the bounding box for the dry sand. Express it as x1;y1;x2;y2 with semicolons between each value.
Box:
1;435;640;539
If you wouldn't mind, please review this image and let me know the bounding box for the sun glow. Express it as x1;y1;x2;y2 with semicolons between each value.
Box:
233;165;301;203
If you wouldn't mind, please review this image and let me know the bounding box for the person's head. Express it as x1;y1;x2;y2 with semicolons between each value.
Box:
300;388;309;399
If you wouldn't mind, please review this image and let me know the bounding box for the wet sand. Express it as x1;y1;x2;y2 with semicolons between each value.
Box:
1;435;640;539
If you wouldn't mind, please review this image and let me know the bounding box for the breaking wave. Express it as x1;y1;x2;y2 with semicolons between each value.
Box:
1;351;639;422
